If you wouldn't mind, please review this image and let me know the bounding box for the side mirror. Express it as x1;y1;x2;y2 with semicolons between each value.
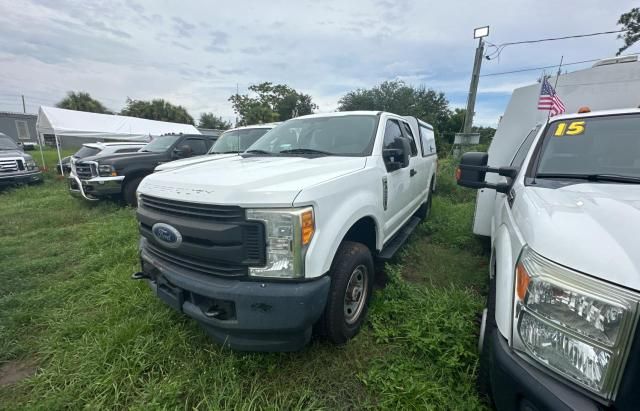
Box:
456;152;518;194
383;137;411;172
173;145;192;158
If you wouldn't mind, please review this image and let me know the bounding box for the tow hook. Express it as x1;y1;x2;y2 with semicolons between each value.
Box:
131;271;150;280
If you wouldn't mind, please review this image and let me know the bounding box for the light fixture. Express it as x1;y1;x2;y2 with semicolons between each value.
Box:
474;26;490;39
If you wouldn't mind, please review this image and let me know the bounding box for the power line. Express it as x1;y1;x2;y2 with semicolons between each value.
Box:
485;29;627;60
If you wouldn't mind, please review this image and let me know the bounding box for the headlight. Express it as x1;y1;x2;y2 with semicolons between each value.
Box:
512;247;640;399
98;164;117;177
25;159;38;170
246;207;314;279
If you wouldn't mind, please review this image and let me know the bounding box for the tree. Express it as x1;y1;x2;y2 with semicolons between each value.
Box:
229;82;318;125
56;91;110;114
120;98;194;125
198;112;231;130
617;7;640;55
338;80;451;145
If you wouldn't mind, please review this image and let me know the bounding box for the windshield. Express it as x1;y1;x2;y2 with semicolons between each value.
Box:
536;114;640;179
140;135;181;152
0;135;19;150
74;146;100;158
246;115;377;156
209;128;272;154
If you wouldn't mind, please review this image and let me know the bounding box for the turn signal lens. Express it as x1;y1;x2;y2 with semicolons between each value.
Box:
578;106;591;113
455;167;462;181
301;210;314;245
516;262;530;301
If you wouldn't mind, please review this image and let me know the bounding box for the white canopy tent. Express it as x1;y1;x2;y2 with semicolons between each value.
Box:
36;106;200;173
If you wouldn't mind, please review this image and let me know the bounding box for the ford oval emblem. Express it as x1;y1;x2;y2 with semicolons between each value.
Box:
152;223;182;248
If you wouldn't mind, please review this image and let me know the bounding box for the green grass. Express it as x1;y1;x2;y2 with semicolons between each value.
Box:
0;150;489;409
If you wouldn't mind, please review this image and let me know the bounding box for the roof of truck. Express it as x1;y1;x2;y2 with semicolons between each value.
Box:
548;107;640;121
82;142;146;149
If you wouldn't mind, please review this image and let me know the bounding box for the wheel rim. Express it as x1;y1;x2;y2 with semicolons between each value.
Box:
344;264;368;325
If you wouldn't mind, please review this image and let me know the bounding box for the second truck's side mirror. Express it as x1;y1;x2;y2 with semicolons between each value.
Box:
456;152;517;194
383;137;411;172
173;145;193;158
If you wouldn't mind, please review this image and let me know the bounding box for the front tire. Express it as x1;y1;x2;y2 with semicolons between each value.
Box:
122;176;144;207
318;241;374;345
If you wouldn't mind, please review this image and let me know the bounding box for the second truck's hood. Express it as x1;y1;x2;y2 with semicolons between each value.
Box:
82;151;165;166
139;155;367;206
0;149;27;159
155;153;236;172
516;183;640;291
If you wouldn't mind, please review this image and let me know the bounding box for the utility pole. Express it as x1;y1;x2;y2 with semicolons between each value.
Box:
21;95;26;113
463;26;489;134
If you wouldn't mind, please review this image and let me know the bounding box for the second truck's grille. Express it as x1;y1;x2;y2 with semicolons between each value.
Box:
0;158;23;172
75;163;95;179
140;194;244;221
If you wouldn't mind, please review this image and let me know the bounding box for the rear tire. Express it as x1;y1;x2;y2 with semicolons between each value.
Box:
123;176;144;207
318;241;374;345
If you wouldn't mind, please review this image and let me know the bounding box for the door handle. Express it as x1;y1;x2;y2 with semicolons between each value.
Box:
410;169;417;177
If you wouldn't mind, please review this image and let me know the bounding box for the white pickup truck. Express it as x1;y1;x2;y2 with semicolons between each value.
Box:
458;108;640;409
132;111;437;351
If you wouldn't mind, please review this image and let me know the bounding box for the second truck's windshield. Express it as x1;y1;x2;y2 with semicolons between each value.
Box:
537;114;640;180
246;115;378;156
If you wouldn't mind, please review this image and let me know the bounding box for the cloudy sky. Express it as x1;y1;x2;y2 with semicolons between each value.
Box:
0;0;637;126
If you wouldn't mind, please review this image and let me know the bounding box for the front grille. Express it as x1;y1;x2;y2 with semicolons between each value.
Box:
140;194;244;221
0;158;22;173
75;162;95;179
144;241;247;277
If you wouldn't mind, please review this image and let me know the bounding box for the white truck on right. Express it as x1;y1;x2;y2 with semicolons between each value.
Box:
457;56;640;410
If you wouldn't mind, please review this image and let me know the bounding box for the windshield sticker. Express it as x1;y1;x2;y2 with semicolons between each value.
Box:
554;121;585;137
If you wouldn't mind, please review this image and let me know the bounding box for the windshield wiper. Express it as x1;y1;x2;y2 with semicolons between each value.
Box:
279;148;335;156
537;173;640;184
244;149;273;155
210;150;240;154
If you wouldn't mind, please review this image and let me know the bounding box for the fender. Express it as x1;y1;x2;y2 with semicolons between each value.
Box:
493;223;515;342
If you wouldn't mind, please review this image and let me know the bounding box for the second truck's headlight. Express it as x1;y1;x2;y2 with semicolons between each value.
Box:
98;164;117;177
25;159;38;170
247;207;314;279
512;247;640;399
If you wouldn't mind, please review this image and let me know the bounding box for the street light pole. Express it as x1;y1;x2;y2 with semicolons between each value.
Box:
463;26;489;134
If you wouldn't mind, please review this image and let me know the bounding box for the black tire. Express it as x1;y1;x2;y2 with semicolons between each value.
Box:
477;259;497;400
122;176;144;207
318;241;374;345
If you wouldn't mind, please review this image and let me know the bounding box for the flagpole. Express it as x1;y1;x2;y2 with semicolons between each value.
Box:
548;55;564;118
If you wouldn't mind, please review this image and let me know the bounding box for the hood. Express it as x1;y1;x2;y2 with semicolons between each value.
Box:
81;151;164;165
155;153;236;172
0;149;27;159
139;155;367;206
515;184;640;290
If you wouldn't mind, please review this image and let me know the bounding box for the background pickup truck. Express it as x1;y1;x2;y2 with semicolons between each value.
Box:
57;142;146;175
0;132;42;187
69;133;216;206
154;124;278;172
133;111;438;351
457;108;640;410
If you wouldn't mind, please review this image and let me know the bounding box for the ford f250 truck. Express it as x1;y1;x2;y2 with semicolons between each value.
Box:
154;124;277;172
133;111;438;351
0;133;42;187
457;108;640;410
69;133;216;206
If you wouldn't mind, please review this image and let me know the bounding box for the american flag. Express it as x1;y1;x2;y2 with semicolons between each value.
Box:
538;77;565;116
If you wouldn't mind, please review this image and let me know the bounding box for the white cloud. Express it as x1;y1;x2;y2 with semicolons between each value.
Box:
0;0;637;126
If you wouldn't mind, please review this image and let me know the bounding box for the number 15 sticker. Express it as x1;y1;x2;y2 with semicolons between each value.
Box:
554;121;585;137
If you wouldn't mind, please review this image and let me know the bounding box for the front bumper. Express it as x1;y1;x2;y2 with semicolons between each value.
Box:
490;329;602;411
139;245;331;352
0;170;42;186
68;174;124;200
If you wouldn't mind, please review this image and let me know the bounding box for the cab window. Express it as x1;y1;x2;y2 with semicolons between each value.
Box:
383;119;403;151
419;125;436;156
400;121;418;156
183;138;208;155
511;126;541;168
